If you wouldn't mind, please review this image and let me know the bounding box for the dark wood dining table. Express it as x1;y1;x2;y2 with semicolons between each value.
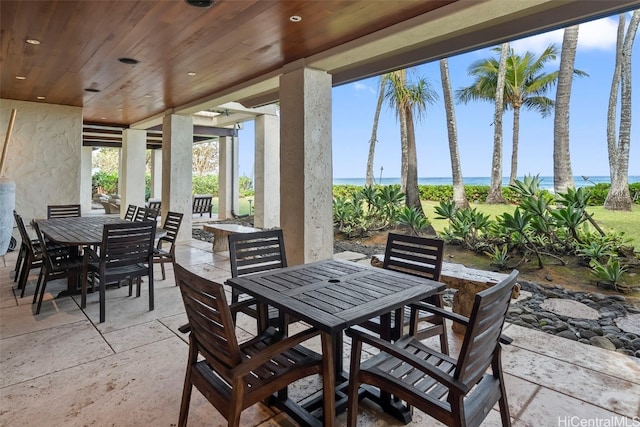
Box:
36;216;163;294
226;258;446;427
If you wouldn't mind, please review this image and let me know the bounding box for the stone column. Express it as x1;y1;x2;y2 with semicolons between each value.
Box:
218;135;239;219
279;64;333;265
162;114;193;242
150;149;162;200
121;129;147;217
80;145;93;213
254;114;280;228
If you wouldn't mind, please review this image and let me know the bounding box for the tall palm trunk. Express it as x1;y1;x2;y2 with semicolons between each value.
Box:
439;59;468;208
607;15;625;176
487;43;508;204
605;11;640;211
553;25;579;194
396;70;409;193
404;106;424;214
365;77;386;187
509;105;521;185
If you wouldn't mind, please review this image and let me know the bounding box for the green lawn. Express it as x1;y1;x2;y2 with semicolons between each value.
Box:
211;197;254;216
421;200;640;248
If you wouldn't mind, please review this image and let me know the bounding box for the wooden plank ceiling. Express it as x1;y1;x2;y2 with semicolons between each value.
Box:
0;0;453;126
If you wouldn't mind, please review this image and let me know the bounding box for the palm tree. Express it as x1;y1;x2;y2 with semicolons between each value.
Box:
487;43;509;204
384;69;437;213
605;10;640;211
457;44;561;185
553;25;580;195
365;76;387;187
439;58;469;208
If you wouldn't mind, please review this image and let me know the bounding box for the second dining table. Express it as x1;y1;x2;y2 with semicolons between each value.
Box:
226;258;445;427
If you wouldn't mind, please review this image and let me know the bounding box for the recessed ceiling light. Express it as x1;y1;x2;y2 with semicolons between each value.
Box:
118;57;139;65
185;0;214;7
26;39;40;45
37;96;45;100
116;108;123;111
84;88;101;93
144;94;152;98
15;76;26;80
187;71;196;76
101;117;107;120
289;15;302;22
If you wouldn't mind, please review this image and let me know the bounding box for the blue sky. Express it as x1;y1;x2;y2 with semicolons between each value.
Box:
237;15;640;180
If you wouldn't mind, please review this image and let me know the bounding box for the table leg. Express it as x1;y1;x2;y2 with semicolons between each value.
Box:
55;245;81;297
321;332;335;427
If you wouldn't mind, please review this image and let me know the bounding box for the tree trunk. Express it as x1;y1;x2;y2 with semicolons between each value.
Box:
404;106;424;214
553;25;579;195
605;11;640;211
439;59;469;208
365;77;386;187
397;70;409;193
606;15;625;177
509;105;521;186
487;43;508;204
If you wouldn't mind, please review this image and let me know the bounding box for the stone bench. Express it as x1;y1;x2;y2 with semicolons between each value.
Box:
202;223;262;253
371;255;519;333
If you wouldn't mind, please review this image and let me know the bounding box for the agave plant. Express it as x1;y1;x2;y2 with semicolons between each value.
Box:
397;206;431;236
590;258;628;292
484;245;510;269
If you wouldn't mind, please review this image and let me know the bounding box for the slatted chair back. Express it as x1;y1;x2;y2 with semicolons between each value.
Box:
124;205;138;221
454;269;519;388
13;212;45;297
14;212;36;257
175;263;243;376
100;221;156;269
383;233;444;280
134;207;159;222
154;211;184;280
147;200;161;211
47;204;81;219
228;229;287;278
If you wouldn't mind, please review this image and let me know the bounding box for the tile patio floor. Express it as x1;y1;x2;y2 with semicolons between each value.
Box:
1;238;639;426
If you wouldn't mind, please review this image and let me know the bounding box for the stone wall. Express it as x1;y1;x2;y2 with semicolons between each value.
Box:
1;99;82;234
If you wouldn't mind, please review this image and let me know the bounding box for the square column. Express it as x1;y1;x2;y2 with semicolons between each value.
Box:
254;114;280;228
121;129;147;217
150;149;162;199
218;135;239;219
162;114;193;242
280;65;333;265
80;146;93;213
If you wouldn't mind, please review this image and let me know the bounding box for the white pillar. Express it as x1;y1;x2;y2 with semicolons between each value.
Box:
279;64;333;265
80;146;93;214
218;135;239;219
150;149;162;199
121;129;147;217
162;114;193;242
254;114;280;228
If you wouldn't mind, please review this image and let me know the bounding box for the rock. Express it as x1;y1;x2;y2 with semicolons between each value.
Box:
616;349;635;356
605;335;624;349
631;338;640;351
590;293;606;301
609;295;627;302
540;299;600;320
508;306;524;315
615;314;640;335
557;330;578;341
578;329;598;340
602;325;622;335
520;314;538;325
554;322;569;332
589;336;616;351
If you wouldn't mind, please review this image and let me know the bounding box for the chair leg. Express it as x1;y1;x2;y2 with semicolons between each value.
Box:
347;336;363;427
13;244;25;281
160;261;166;280
136;277;142;297
35;270;50;315
19;257;33;298
32;267;45;304
433;294;450;355
99;275;106;323
148;269;154;311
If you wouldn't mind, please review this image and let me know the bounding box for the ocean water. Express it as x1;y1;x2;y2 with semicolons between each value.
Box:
333;176;640;191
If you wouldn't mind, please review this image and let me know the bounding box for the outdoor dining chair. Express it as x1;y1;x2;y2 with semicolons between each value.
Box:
14;212;45;297
359;233;449;353
227;229;297;333
153;211;183;280
134;207;159;222
47;204;81;218
174;263;323;427
81;220;156;323
32;222;83;314
123;204;138;221
345;270;518;427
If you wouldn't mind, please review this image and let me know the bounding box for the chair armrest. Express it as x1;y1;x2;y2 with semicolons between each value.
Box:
156;236;170;249
234;326;321;375
346;328;469;394
83;246;100;263
178;324;191;333
409;302;513;345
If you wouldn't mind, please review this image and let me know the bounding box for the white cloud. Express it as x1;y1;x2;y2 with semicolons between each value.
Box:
353;82;376;95
510;16;619;54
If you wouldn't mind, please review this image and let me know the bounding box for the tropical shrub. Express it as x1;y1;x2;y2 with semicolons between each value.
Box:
92;171;118;195
192;175;219;196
